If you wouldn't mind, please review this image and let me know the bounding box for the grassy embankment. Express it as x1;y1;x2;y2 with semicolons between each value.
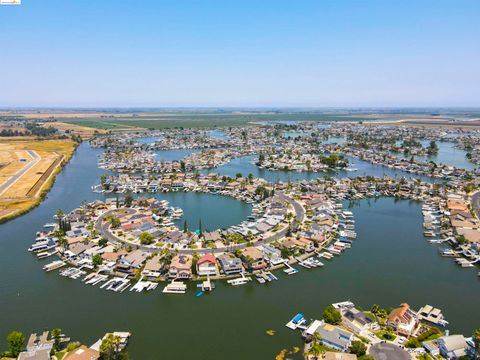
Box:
0;138;78;223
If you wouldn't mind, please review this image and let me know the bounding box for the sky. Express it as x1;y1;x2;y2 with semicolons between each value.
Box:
0;0;479;108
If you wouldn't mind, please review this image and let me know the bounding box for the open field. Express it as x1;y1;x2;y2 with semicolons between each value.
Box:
41;121;109;138
59;113;376;130
368;117;480;129
0;138;77;222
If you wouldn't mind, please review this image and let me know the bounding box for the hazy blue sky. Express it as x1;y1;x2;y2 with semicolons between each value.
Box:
1;0;479;107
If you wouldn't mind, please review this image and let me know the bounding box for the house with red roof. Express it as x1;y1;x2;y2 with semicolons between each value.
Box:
196;254;218;276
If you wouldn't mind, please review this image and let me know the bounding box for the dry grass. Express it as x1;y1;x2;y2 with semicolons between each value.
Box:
42;121;107;138
0;138;77;222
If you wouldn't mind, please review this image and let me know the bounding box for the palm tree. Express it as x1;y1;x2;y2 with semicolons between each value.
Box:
306;332;324;359
55;209;64;226
57;236;69;251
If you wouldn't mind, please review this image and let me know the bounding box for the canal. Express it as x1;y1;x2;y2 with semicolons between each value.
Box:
0;142;479;359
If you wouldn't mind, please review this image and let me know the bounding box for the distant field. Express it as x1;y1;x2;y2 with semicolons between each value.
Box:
61;113;373;130
0;138;76;222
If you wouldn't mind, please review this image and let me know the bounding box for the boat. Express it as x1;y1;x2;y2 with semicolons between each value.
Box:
43;260;66;272
418;304;449;327
162;281;187;294
283;267;299;275
286;313;307;330
28;239;57;252
170;207;184;218
37;249;58;259
227;273;252;286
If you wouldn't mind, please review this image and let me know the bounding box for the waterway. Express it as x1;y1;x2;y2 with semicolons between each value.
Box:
393;141;475;171
201;155;437;183
151;191;252;231
152;148;200;162
1;143;480;360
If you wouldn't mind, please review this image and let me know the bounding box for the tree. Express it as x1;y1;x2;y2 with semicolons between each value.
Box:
56;209;65;225
473;328;480;354
92;254;103;267
124;192;133;207
198;218;203;236
183;220;188;233
100;334;121;360
307;331;324;359
349;340;367;356
7;331;24;357
98;238;108;247
57;236;69;250
322;305;342;325
51;328;62;352
139;232;154;245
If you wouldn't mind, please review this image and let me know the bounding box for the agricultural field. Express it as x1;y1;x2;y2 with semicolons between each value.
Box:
41;121;108;138
0;138;77;222
59;112;375;130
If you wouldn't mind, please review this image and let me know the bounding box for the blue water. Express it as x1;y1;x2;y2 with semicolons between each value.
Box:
202;155;437;183
153;148;200;162
136;136;163;145
393;141;475;170
209;130;229;140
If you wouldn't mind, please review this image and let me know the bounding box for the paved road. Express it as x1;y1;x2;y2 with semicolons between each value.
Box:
94;192;305;255
369;343;411;360
470;191;480;219
0;150;40;196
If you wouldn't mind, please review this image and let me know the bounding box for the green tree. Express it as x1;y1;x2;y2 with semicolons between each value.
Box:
322;305;342;325
139;232;154;245
99;334;121;360
56;209;65;225
57;235;69;250
183;220;188;233
51;328;62;352
306;331;324;358
349;340;367;356
7;331;25;357
124;192;133;207
473;328;480;354
92;254;103;267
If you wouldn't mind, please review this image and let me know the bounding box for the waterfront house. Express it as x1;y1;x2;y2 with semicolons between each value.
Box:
196;254;218;276
342;307;377;333
386;303;419;337
18;331;54;360
260;244;284;265
217;254;243;275
116;250;149;274
203;230;222;243
304;320;354;352
169;254;193;279
142;254;164;278
437;335;469;359
63;345;100;360
241;247;267;271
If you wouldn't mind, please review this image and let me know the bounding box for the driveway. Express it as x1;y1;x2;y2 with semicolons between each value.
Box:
369;343;411;360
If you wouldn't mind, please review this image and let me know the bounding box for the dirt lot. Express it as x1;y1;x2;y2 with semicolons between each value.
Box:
0;138;76;222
